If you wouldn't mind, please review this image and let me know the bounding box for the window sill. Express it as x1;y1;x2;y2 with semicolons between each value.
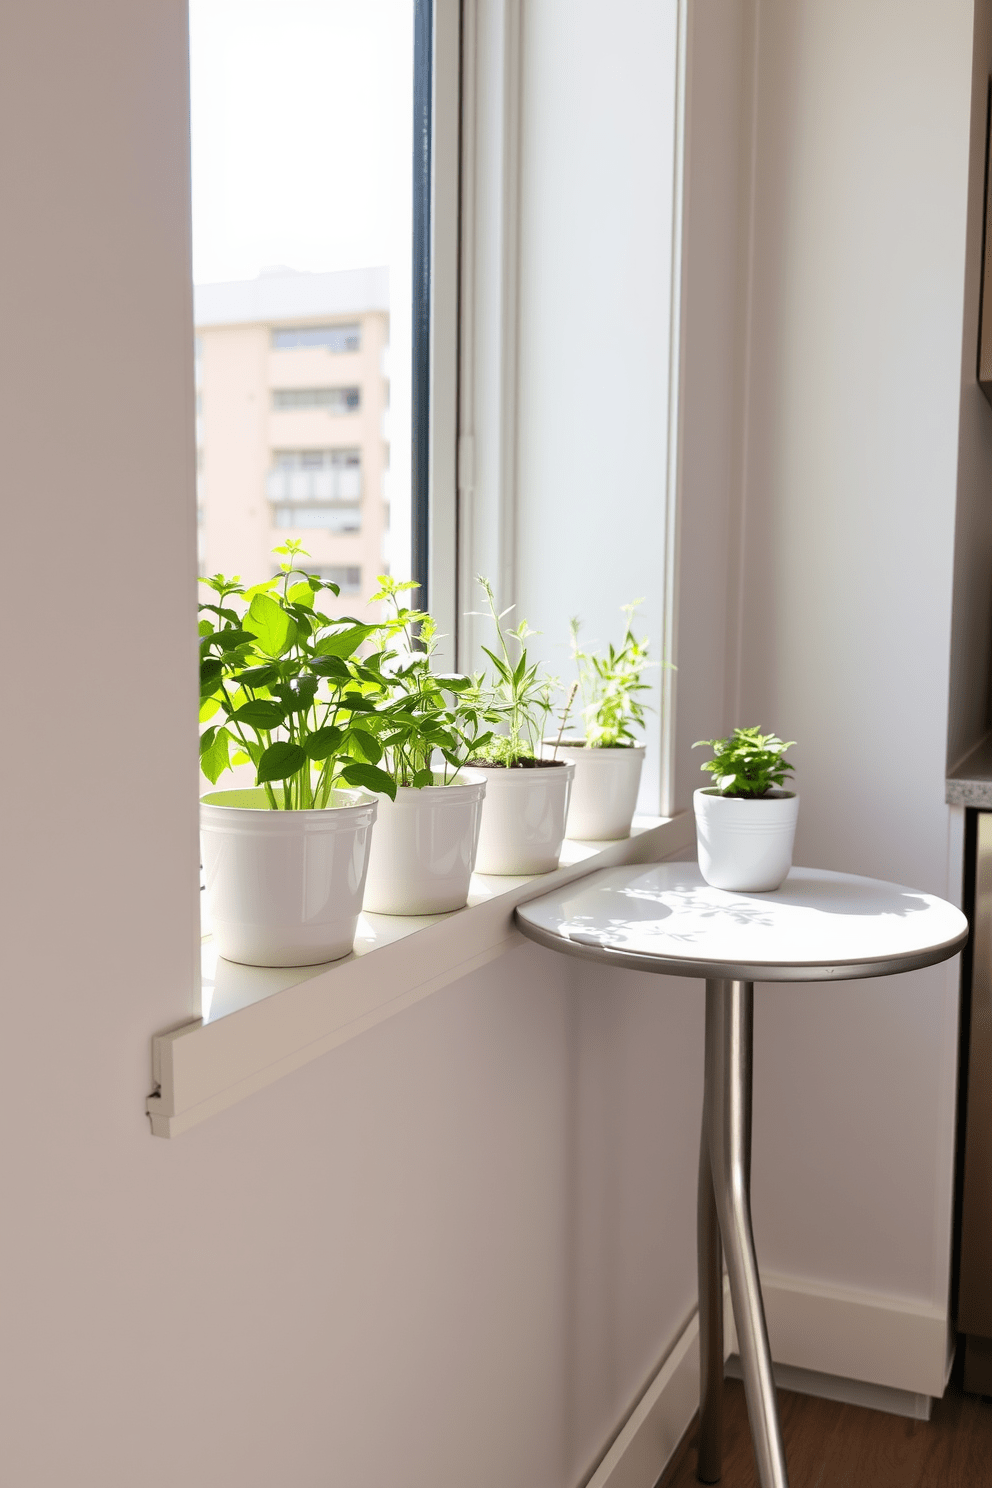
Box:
146;812;694;1137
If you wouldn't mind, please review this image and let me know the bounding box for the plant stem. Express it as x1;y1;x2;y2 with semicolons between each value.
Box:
551;681;578;760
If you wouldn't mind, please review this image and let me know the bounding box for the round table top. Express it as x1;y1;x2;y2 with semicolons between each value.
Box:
514;863;969;983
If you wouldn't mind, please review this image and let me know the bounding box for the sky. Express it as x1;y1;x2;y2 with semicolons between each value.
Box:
189;0;414;285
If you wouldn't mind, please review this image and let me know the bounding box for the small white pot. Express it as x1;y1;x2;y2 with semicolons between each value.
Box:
362;771;488;915
200;786;377;967
693;788;799;893
473;761;575;875
544;741;645;840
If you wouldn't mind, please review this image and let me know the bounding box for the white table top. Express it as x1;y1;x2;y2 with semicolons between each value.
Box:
515;864;969;982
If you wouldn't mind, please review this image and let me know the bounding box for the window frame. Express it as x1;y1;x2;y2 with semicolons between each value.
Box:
412;0;460;670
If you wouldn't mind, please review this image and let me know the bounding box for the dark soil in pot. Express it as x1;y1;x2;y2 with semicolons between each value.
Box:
467;756;569;769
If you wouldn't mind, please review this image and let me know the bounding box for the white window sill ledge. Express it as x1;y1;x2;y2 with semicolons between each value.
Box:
147;812;694;1137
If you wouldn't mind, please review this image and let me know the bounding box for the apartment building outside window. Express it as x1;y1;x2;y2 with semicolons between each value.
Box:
272;322;361;353
193;271;389;620
272;386;361;412
189;0;414;623
268;447;362;532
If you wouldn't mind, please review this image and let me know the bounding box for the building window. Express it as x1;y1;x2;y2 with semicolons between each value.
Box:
272;506;361;533
271;324;361;353
268;449;361;532
277;564;362;595
268;448;360;498
272;386;361;413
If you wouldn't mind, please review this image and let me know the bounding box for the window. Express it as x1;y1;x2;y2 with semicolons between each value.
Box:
273;506;360;532
268;448;360;499
189;0;416;625
272;386;360;413
272;323;361;353
276;563;361;594
268;448;361;532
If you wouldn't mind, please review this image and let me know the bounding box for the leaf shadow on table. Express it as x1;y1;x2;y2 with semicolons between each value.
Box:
557;872;936;957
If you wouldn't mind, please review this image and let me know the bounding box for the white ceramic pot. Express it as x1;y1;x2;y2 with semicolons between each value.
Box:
544;741;645;840
200;786;377;967
362;771;487;915
693;788;799;892
473;760;575;875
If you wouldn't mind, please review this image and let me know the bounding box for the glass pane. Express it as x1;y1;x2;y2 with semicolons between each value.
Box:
189;0;414;621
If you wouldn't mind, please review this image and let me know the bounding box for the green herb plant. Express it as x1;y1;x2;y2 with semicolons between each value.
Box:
367;575;495;787
198;541;398;808
471;576;558;766
568;601;657;747
693;727;796;798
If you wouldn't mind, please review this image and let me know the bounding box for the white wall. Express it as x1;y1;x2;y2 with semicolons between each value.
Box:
672;0;751;807
733;0;976;1316
0;11;703;1485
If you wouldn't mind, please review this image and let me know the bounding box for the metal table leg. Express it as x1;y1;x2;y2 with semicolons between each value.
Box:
697;1079;724;1483
697;979;789;1487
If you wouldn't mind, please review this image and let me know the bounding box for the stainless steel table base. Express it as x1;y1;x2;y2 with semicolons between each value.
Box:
515;865;967;1487
697;980;789;1487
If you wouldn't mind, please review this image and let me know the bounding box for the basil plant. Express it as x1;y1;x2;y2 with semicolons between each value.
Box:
369;576;496;787
198;542;398;808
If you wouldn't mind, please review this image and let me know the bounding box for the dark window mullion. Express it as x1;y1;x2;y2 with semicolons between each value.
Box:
411;0;433;614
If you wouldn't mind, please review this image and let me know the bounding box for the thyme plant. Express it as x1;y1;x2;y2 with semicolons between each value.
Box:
693;727;796;798
569;602;655;747
471;576;558;765
198;542;398;808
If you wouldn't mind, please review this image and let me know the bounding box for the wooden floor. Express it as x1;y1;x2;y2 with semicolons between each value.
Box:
658;1374;992;1487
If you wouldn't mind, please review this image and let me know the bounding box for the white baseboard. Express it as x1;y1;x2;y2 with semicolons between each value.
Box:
758;1271;948;1399
584;1274;947;1488
583;1306;701;1488
724;1356;933;1420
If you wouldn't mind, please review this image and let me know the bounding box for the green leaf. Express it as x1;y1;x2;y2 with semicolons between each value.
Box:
242;578;280;601
244;592;295;657
256;740;307;784
286;581;314;608
310;655;351;681
200;658;224;692
338;761;397;800
199;603;243;626
304;725;344;761
315;624;376;658
200;726;233;784
238;664;278;689
199;695;221;722
232;700;285;728
213;627;253;653
412;769;434;788
348;731;383;765
275;677;318;713
198;619;215;638
338;692;377;713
